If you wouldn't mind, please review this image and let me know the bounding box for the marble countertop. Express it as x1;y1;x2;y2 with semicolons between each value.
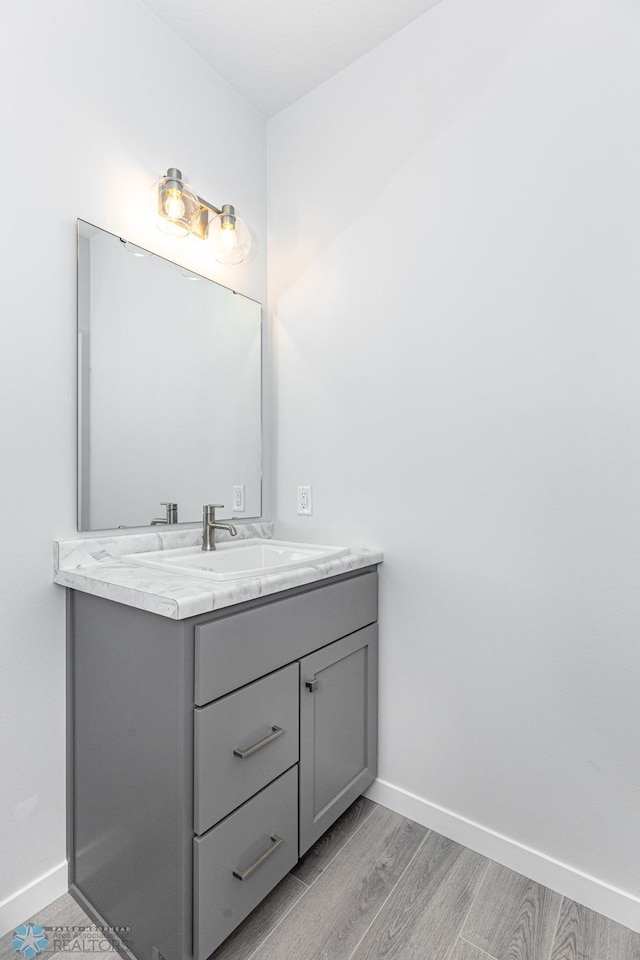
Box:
54;522;383;619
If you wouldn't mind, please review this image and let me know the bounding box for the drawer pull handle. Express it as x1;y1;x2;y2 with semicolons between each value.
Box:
233;725;284;759
305;677;318;693
233;835;283;880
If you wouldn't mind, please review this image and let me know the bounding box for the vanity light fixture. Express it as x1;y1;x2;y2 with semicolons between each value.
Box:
156;167;251;265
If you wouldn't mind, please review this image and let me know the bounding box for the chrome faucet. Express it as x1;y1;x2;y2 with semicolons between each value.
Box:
151;502;178;525
202;504;237;551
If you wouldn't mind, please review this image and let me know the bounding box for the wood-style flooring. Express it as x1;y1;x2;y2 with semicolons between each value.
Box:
1;798;639;960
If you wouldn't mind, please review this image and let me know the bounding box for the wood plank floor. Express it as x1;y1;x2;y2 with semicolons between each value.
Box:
1;797;639;960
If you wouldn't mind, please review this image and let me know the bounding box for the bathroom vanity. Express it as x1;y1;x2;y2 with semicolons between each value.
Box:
59;529;381;960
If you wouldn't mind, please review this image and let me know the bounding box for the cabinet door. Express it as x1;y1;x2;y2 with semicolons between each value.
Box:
299;624;378;854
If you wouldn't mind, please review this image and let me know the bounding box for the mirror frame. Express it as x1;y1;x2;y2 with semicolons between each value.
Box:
76;219;263;531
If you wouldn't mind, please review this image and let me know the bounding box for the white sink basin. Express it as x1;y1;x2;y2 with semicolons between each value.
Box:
123;538;350;582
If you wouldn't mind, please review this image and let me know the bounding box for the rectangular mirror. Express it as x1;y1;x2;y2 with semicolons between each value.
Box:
77;220;262;531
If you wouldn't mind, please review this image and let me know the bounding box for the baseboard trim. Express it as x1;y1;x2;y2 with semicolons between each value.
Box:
0;862;68;938
366;778;640;933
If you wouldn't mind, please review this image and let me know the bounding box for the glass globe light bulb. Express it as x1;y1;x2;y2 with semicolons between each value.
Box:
210;210;251;265
156;169;200;238
164;189;186;221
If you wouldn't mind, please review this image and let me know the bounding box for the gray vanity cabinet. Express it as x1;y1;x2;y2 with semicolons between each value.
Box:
68;567;378;960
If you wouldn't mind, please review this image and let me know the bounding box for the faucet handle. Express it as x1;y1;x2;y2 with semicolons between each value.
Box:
161;502;178;522
203;504;225;522
151;501;178;525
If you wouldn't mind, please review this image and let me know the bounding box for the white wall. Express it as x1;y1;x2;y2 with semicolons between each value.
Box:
268;0;640;928
0;0;265;930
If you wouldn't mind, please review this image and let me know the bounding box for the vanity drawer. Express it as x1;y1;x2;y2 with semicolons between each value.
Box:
194;765;298;960
194;663;299;834
195;570;378;705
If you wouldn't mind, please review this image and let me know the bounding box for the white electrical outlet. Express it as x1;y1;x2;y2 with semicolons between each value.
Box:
297;485;313;516
232;484;245;512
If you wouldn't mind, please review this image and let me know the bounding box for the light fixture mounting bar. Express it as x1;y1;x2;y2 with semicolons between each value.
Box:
197;195;222;216
190;195;221;241
192;196;238;241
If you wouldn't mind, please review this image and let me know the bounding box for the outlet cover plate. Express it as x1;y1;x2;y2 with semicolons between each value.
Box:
297;485;312;516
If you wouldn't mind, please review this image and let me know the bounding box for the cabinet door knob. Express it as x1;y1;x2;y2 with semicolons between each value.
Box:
305;677;318;693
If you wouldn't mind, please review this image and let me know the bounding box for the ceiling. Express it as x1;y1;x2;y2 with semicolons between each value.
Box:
137;0;443;117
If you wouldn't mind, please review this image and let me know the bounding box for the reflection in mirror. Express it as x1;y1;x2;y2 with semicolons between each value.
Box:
77;220;262;531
